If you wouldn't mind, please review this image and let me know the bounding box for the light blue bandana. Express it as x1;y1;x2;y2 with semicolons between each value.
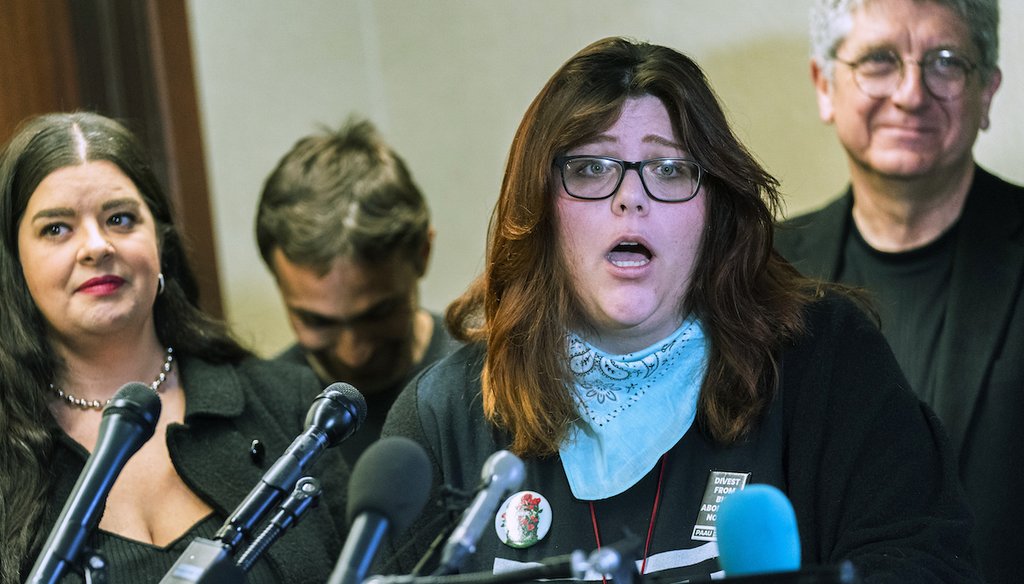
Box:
559;316;707;500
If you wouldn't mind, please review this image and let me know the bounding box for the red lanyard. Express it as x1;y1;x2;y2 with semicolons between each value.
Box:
588;453;668;582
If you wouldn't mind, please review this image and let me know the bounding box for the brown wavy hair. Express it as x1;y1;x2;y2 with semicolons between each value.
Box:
447;37;813;457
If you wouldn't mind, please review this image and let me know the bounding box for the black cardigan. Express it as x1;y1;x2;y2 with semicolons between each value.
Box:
381;293;981;583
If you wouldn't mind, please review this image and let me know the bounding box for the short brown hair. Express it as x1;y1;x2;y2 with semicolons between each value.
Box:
256;118;430;274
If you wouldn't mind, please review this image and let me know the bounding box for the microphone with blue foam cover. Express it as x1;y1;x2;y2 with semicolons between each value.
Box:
716;483;801;576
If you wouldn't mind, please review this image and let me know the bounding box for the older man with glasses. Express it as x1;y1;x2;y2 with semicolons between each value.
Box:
775;1;1022;582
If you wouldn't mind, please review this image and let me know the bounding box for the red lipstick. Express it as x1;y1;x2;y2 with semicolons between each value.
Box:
77;275;125;295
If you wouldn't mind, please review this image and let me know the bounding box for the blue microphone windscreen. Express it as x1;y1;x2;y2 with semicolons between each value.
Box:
716;484;801;576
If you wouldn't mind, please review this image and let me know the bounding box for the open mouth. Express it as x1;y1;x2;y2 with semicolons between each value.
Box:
607;241;652;267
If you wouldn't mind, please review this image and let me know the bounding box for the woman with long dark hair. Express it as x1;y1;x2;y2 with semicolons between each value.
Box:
382;37;980;582
0;112;349;582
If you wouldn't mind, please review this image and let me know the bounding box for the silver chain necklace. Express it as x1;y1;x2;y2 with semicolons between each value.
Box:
50;346;175;411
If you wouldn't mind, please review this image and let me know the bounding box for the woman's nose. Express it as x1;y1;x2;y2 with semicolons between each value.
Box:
77;224;114;263
612;168;649;215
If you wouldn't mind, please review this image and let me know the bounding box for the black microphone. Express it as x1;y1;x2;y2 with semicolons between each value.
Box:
435;450;526;575
214;382;367;549
327;436;433;584
27;382;162;584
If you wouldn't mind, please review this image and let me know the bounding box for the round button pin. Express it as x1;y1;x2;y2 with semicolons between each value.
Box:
495;490;552;548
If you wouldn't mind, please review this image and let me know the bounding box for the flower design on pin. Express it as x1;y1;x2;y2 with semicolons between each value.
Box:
496;491;552;548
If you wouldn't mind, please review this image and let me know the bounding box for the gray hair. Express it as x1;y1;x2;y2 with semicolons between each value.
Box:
810;0;1000;82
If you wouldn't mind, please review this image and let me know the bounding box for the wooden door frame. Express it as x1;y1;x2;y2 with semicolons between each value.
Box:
1;0;224;317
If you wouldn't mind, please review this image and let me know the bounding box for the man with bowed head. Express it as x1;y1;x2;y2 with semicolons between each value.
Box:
381;36;982;582
256;118;458;467
776;1;1021;581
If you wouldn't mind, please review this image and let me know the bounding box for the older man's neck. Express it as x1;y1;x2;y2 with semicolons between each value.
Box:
849;161;974;253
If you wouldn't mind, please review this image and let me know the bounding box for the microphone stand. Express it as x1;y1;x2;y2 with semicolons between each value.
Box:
157;538;245;584
49;548;111;584
367;534;641;584
407;484;476;576
157;477;323;583
235;477;322;572
159;384;363;583
364;551;587;584
81;548;108;584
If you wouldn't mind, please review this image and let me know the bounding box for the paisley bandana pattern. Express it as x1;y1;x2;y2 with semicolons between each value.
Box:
568;321;697;426
560;316;707;500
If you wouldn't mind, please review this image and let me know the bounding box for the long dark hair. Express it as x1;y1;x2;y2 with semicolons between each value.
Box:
0;112;248;581
447;37;813;456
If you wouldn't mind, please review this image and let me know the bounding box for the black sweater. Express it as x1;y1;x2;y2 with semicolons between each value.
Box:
381;293;981;583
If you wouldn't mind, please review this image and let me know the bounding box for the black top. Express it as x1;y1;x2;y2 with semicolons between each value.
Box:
88;514;276;583
838;220;957;400
381;293;981;582
775;166;1024;584
274;311;459;467
30;356;351;583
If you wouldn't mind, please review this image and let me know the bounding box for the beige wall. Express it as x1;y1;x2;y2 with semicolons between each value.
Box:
186;0;1023;357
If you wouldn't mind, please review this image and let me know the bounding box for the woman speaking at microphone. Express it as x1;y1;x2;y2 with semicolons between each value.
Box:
0;112;349;583
382;37;982;582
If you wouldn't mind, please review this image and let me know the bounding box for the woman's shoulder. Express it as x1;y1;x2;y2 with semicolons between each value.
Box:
180;353;321;421
180;351;314;379
780;286;908;411
796;286;880;344
416;343;488;415
235;354;321;389
415;342;486;395
780;287;899;394
387;342;489;438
